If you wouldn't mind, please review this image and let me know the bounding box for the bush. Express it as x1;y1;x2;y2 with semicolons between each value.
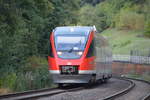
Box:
13;56;53;92
78;4;108;32
78;5;95;26
14;67;52;92
143;0;150;37
0;56;53;93
0;73;17;91
115;10;145;30
144;21;150;38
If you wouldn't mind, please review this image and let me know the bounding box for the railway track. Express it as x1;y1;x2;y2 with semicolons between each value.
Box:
0;77;149;100
101;77;150;100
116;77;150;100
101;77;135;100
0;85;84;100
129;78;150;100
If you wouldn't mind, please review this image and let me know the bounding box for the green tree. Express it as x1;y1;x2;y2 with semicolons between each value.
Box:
0;0;81;92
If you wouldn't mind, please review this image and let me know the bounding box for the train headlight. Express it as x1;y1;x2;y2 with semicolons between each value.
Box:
77;51;83;55
57;51;62;55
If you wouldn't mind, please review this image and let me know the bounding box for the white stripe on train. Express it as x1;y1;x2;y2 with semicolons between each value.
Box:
49;70;96;74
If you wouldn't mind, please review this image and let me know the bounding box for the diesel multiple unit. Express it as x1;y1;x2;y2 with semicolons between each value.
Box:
48;26;112;87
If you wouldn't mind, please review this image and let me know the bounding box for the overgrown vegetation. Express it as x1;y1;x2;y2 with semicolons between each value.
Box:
79;0;150;34
0;0;150;94
0;0;80;93
101;29;150;54
126;74;150;82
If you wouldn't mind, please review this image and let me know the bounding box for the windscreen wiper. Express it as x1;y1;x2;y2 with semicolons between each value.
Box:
68;47;73;53
68;40;82;53
68;43;77;53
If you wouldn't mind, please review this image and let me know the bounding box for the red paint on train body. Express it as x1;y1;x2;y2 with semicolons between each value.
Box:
48;30;96;71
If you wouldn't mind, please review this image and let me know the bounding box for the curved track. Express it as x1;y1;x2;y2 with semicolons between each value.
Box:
0;86;84;100
111;77;150;100
35;77;134;100
101;77;135;100
0;77;149;100
35;77;150;100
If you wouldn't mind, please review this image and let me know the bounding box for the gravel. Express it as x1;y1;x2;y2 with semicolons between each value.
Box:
35;78;131;100
115;79;150;100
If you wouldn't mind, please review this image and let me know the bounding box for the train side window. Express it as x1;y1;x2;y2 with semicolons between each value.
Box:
48;41;54;57
86;39;96;57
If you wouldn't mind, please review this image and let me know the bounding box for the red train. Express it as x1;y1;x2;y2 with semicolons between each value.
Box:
48;26;112;87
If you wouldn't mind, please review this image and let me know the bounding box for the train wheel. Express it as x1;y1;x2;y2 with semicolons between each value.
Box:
103;78;108;83
88;75;96;86
101;75;108;83
91;75;96;83
58;83;63;88
97;79;103;84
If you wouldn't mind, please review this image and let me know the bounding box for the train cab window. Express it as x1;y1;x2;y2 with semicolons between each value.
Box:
86;39;96;57
55;36;87;51
48;41;54;57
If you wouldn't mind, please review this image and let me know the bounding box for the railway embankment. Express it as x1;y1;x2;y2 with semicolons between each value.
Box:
112;61;150;81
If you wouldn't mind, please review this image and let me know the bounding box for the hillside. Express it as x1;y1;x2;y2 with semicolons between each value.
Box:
101;29;150;55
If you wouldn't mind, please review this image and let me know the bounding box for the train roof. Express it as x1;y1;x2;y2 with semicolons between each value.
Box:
53;26;95;35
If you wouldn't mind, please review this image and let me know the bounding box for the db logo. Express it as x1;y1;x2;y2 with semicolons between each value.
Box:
67;62;72;65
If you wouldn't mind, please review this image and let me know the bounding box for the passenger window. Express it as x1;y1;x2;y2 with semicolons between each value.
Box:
48;41;54;57
86;39;96;57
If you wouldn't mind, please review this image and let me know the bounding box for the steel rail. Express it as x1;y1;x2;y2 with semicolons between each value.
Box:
0;77;149;100
99;77;135;100
99;77;150;100
0;86;83;100
126;77;150;100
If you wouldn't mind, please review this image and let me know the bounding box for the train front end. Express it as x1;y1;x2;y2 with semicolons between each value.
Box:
48;26;96;84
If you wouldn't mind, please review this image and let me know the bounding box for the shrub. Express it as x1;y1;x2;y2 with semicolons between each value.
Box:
78;4;108;32
13;56;52;92
144;0;150;38
78;5;95;26
144;21;150;38
115;10;145;30
0;73;17;91
0;56;53;93
14;67;52;92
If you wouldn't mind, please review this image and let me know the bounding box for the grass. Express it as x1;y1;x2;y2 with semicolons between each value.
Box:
125;74;150;82
100;28;150;55
100;28;150;82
